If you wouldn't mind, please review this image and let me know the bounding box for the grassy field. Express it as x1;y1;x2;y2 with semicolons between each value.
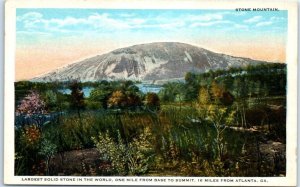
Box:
15;100;286;176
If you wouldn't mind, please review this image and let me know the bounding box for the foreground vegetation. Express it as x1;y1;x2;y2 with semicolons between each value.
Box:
15;63;286;176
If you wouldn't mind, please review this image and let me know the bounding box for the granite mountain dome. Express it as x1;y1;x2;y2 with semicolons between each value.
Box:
32;42;266;83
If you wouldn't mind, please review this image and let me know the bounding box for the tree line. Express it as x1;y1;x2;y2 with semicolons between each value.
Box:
159;63;286;103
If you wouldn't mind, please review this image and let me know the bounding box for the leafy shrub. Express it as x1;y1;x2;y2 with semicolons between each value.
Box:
127;127;155;175
89;89;112;109
20;124;41;147
86;101;103;110
15;124;43;175
16;91;47;116
92;127;154;175
107;90;142;110
38;137;57;175
144;92;160;111
16;91;49;127
42;90;58;112
93;131;126;175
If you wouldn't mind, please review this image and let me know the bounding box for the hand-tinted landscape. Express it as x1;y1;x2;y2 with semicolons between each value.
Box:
15;9;287;176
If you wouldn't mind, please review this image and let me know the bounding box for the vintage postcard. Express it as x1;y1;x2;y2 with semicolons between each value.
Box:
4;0;298;186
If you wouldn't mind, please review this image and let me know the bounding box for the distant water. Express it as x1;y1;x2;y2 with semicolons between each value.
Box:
136;84;162;94
59;87;94;97
59;84;162;97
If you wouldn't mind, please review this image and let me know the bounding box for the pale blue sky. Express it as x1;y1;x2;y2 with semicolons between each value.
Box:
16;9;287;45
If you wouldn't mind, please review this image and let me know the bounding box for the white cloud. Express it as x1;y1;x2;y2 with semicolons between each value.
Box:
17;12;45;30
244;16;262;23
129;18;146;25
159;21;185;29
190;20;232;27
23;20;42;29
48;16;87;27
270;16;285;21
256;21;273;27
18;12;135;32
230;12;247;16
17;12;43;22
81;13;147;30
86;13;131;29
187;13;223;22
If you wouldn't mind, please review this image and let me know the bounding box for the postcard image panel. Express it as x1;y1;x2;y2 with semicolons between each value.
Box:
4;0;298;186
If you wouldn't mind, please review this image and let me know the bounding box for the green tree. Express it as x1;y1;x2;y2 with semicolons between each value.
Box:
107;90;127;109
197;87;211;118
70;81;85;118
198;87;210;105
210;81;234;106
89;89;111;109
185;72;196;85
38;137;57;175
211;81;224;101
126;93;142;109
144;92;160;111
42;90;58;112
107;89;142;110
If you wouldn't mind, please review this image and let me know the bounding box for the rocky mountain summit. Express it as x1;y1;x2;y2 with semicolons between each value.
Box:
32;42;266;83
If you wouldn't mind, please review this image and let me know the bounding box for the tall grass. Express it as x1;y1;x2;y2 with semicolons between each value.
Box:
16;102;285;176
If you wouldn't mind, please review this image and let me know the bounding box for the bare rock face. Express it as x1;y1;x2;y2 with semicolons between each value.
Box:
32;42;266;82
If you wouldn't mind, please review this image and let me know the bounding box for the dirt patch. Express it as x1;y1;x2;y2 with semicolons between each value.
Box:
260;141;285;155
49;148;101;176
259;141;286;176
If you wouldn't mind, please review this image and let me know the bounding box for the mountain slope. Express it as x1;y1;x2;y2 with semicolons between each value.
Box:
32;42;267;82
